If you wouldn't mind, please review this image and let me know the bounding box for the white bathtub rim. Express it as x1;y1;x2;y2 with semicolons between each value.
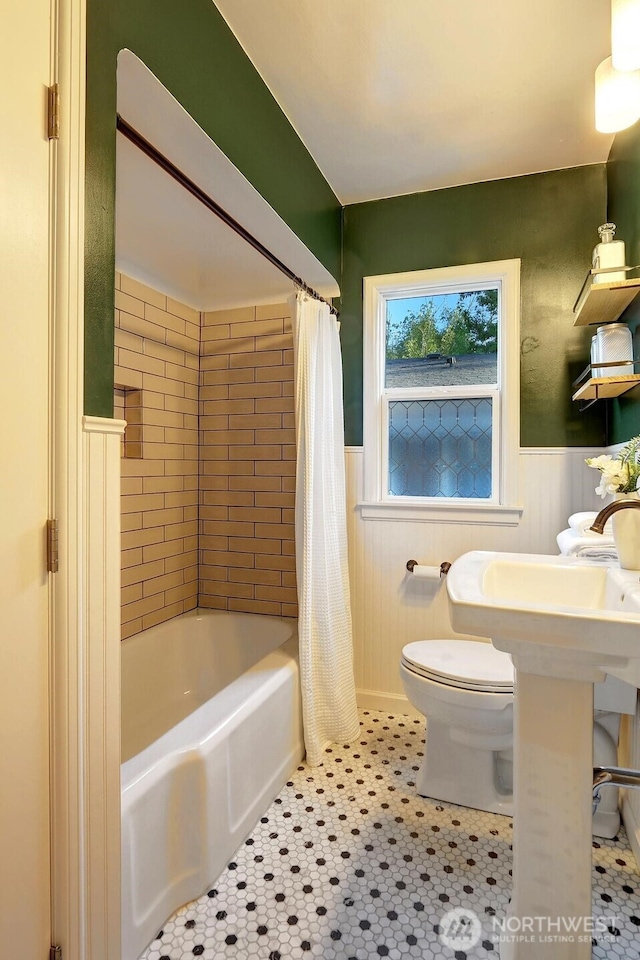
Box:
121;606;297;763
121;606;298;775
122;637;299;796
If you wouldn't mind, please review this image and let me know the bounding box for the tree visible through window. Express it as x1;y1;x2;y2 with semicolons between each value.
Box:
386;290;498;361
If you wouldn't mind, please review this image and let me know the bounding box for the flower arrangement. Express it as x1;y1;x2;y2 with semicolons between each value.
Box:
586;435;640;498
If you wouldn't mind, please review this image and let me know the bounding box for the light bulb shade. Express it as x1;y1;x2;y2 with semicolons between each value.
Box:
595;57;640;133
612;0;640;71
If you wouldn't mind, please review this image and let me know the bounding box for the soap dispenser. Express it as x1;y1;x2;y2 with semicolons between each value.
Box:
592;223;626;284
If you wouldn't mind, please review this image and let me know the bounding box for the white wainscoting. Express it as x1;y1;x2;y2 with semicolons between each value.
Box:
345;445;605;710
82;416;125;959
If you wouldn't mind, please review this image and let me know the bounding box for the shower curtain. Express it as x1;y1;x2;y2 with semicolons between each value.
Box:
291;291;360;766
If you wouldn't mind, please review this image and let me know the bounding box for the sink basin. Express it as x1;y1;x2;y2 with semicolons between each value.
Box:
484;559;612;608
447;552;640;680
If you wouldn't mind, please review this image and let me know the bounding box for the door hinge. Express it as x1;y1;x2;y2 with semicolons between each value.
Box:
47;83;60;140
50;946;62;960
47;518;59;573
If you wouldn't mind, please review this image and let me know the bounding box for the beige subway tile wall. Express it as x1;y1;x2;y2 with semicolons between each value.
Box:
199;303;298;618
115;272;200;639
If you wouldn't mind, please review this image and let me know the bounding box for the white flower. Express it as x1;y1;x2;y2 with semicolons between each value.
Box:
603;462;628;491
587;455;631;497
594;475;607;498
594;474;617;498
586;438;640;496
585;455;613;470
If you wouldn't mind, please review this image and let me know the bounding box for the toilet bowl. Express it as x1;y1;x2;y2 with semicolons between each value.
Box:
401;639;514;816
401;638;632;832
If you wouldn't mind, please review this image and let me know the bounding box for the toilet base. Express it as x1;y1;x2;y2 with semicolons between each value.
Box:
418;718;513;817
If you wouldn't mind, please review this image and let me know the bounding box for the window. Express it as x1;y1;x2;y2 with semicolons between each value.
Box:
362;261;521;523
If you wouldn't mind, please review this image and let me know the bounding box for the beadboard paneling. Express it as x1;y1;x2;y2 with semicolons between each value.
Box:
82;416;124;960
346;446;605;704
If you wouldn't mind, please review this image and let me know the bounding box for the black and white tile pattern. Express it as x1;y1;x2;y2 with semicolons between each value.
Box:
140;711;640;959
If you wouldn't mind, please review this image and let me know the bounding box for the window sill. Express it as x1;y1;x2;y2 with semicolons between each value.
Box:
357;500;524;525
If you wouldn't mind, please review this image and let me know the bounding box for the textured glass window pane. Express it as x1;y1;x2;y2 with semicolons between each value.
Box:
385;290;498;388
388;398;493;498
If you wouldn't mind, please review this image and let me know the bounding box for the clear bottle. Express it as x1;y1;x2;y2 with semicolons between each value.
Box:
592;223;626;284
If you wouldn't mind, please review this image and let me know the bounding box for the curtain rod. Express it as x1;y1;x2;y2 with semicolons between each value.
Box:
116;115;338;317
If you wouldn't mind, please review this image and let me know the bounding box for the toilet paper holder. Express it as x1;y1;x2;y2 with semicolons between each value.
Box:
406;559;451;577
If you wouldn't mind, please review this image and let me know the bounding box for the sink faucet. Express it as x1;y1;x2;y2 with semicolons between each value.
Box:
590;498;640;534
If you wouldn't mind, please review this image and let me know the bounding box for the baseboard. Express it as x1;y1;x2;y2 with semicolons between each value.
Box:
356;688;421;717
621;795;640;873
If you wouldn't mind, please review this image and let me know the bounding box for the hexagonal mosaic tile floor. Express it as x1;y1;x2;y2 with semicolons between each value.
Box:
140;711;640;959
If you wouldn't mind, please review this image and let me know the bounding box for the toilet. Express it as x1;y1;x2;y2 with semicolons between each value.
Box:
401;637;636;832
401;639;515;816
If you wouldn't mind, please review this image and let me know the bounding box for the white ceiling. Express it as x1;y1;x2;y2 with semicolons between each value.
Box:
214;0;614;204
116;51;339;311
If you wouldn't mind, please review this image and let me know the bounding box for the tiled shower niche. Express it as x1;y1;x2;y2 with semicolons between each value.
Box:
115;274;297;639
114;387;143;459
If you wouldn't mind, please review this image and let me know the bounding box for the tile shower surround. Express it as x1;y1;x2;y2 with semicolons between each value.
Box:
115;274;200;639
140;710;640;960
199;304;297;618
116;276;297;639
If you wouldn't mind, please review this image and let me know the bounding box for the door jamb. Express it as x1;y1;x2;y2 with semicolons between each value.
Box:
51;1;123;957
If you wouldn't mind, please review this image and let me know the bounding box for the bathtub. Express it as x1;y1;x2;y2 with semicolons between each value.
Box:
120;608;303;960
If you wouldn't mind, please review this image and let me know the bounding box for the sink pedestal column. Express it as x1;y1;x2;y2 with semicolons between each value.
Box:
445;550;640;958
495;652;599;960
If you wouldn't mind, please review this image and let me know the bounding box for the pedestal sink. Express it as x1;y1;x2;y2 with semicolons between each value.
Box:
447;553;640;960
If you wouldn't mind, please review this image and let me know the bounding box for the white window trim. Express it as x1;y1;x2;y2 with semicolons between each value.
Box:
361;260;523;525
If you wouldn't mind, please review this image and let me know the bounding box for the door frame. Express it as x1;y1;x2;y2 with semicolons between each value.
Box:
51;1;123;957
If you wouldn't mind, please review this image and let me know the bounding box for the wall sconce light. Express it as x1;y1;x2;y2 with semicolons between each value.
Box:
612;0;640;71
595;56;640;133
595;0;640;132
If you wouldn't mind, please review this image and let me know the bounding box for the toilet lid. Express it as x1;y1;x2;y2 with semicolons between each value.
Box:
402;639;514;693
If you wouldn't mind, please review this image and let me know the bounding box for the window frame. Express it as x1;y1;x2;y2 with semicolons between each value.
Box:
362;260;522;524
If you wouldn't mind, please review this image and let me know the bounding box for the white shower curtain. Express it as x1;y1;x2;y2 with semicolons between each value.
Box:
291;291;360;766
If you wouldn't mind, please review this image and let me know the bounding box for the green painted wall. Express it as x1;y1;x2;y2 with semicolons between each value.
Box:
606;119;640;443
85;0;342;416
341;165;607;447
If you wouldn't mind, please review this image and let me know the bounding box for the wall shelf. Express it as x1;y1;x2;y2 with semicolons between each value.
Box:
572;373;640;403
572;356;640;409
573;273;640;327
571;266;640;409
